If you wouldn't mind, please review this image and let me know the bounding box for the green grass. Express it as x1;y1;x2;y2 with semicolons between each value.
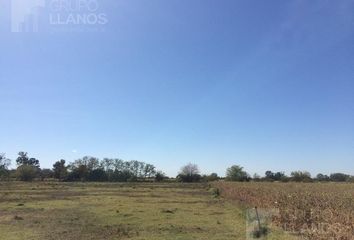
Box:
0;182;297;239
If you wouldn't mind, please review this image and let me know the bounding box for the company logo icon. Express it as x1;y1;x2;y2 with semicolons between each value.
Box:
11;0;46;32
10;0;108;33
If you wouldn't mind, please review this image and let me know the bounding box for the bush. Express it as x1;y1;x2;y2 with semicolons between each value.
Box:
0;168;10;181
127;175;138;182
53;159;68;181
204;173;219;182
226;165;249;182
88;169;108;182
209;187;220;198
155;171;166;182
316;173;330;182
330;173;349;182
111;170;135;182
40;169;54;181
280;176;290;182
16;165;37;181
291;171;312;182
65;169;82;181
264;171;287;182
177;173;201;182
177;163;201;182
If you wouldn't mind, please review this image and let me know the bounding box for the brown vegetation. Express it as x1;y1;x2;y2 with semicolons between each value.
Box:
214;181;354;239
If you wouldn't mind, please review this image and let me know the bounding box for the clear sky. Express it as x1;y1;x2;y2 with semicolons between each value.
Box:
0;0;353;177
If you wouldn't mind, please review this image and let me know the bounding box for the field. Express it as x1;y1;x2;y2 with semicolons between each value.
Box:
0;182;295;240
214;182;354;240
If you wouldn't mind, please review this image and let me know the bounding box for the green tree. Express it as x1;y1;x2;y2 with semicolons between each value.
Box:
143;164;156;178
53;159;68;181
68;156;100;181
129;160;140;177
155;171;166;182
0;153;10;169
0;153;11;180
88;168;108;182
264;171;286;181
330;173;349;182
290;171;312;182
274;172;286;181
16;152;40;181
226;165;249;182
101;158;114;171
316;173;330;182
16;152;40;168
113;159;125;172
265;171;274;180
110;170;135;182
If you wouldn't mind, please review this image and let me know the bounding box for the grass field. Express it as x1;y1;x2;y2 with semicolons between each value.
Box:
0;182;296;240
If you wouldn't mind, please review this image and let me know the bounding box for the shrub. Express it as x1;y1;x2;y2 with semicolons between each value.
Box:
16;165;37;181
316;173;330;182
330;173;349;182
53;159;68;181
226;165;249;182
40;169;54;181
177;163;201;182
127;175;138;182
205;173;220;182
0;168;10;181
155;171;166;182
290;171;312;182
111;170;135;182
177;173;201;182
88;169;108;182
209;187;220;198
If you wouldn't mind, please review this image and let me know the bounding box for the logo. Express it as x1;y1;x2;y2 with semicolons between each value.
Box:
10;0;108;32
11;0;45;32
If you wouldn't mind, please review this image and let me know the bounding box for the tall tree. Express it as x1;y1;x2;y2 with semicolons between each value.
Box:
53;159;68;181
226;165;249;182
16;152;40;167
177;163;201;182
0;153;11;180
113;159;124;171
180;163;200;176
0;153;10;170
143;164;156;178
101;158;114;171
129;160;140;177
16;152;29;166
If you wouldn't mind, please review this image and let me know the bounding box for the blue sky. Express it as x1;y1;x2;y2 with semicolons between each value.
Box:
0;0;353;177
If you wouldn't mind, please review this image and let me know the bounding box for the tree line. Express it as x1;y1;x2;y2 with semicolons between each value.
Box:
0;152;353;183
0;152;164;182
176;164;354;183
